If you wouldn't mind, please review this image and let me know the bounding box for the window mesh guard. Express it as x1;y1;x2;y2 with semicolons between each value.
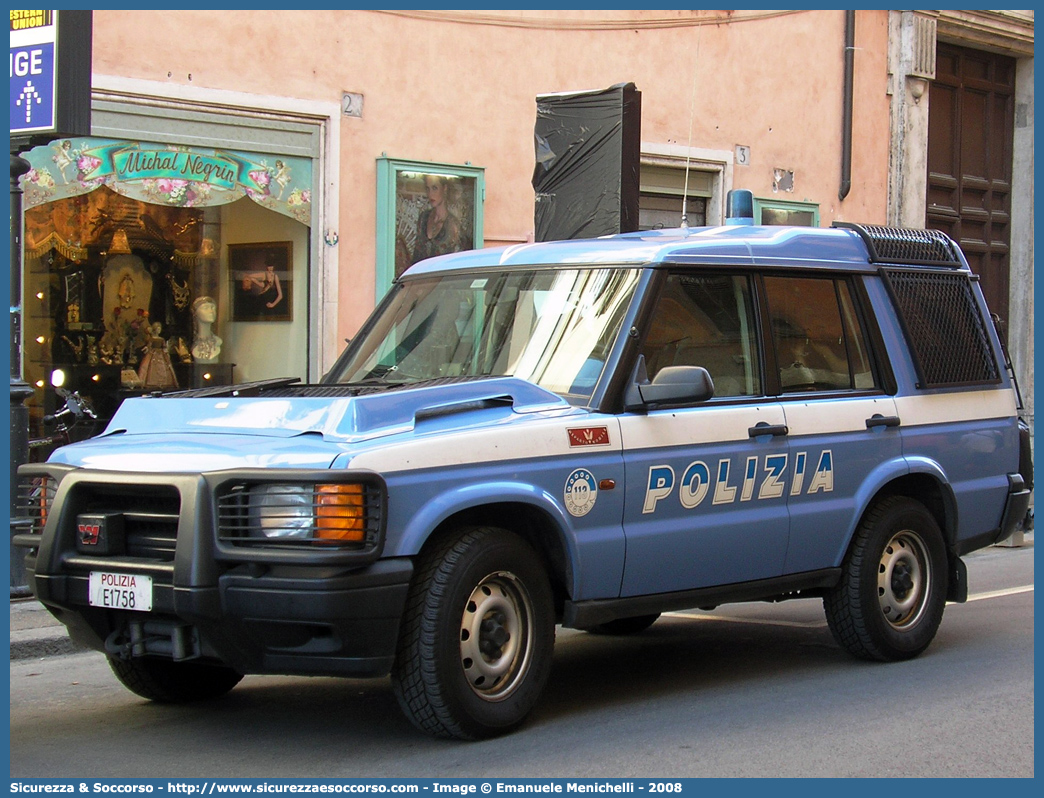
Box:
882;269;1000;388
833;222;962;266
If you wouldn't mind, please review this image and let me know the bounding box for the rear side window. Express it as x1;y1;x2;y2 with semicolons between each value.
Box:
880;268;1001;388
763;276;876;393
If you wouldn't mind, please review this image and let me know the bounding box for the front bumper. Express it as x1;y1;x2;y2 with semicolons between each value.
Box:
15;464;412;678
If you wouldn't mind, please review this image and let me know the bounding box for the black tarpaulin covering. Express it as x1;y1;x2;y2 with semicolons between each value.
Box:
532;82;641;242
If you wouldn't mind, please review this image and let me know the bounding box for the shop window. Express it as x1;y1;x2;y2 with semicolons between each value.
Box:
753;198;820;227
376;158;485;298
23;187;218;426
20;137;314;442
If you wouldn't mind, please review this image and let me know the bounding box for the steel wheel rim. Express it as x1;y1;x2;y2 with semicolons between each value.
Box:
459;570;534;702
877;530;930;629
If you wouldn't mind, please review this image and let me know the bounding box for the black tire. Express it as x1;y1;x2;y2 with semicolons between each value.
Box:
108;656;243;703
391;527;556;740
583;613;661;636
824;496;949;661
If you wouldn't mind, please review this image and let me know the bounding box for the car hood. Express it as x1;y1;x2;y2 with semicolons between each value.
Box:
48;378;578;472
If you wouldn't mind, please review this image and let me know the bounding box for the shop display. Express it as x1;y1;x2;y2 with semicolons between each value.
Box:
137;323;180;390
21;186;227;429
18;135;313;437
190;296;222;363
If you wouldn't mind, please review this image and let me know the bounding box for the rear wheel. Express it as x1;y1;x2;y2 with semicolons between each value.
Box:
583;613;661;635
391;527;555;740
824;496;948;661
108;656;243;702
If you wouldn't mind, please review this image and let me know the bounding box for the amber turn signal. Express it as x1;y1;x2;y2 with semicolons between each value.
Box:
315;484;366;542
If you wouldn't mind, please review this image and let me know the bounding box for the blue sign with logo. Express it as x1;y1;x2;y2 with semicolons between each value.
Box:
10;41;56;133
10;9;90;140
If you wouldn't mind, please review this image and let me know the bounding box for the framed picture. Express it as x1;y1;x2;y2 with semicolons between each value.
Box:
376;158;484;299
228;241;293;322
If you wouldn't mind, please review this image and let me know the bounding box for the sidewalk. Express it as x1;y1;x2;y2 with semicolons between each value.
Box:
8;529;1033;661
9;595;89;660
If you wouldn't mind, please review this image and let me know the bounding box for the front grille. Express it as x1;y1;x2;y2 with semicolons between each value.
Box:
216;482;383;551
77;485;181;561
882;268;1001;388
122;510;180;559
15;474;56;536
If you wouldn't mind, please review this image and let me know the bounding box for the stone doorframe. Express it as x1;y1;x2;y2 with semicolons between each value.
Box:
886;10;1034;439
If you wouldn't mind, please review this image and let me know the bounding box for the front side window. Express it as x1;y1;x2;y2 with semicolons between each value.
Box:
763;275;875;393
640;273;762;398
329;268;641;402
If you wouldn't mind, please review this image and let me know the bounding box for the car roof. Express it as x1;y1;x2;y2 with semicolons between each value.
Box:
402;224;971;278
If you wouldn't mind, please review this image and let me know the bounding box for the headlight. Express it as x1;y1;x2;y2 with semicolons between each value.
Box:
249;484;313;538
245;483;368;542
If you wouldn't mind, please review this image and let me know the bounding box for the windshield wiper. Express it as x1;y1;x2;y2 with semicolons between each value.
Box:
345;364;402;386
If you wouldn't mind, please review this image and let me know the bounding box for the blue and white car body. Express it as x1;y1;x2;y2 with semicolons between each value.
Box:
17;219;1031;738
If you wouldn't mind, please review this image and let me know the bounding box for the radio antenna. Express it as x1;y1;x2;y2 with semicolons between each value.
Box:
680;20;704;230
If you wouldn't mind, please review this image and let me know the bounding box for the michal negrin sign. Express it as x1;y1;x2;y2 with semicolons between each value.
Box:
114;149;239;191
21;137;314;224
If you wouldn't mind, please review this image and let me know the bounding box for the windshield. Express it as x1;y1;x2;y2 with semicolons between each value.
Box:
329;267;641;402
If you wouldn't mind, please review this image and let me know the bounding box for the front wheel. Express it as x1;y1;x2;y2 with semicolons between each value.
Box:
108;656;243;702
824;496;948;661
391;527;555;740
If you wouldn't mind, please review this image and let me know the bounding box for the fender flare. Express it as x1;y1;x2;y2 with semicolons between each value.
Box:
839;456;959;565
831;457;912;565
902;455;960;542
395;480;581;594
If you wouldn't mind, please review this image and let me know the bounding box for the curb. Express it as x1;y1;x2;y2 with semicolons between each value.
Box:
9;598;91;661
10;627;90;660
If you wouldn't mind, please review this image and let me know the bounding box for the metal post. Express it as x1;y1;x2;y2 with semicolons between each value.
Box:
10;150;34;596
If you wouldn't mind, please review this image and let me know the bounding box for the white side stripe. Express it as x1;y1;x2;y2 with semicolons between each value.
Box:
783;396;896;436
619;404;786;450
894;388;1016;427
348;414;620;472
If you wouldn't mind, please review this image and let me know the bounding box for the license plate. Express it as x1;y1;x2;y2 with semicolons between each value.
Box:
88;571;152;612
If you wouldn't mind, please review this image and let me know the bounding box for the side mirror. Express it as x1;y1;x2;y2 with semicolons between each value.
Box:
626;365;715;409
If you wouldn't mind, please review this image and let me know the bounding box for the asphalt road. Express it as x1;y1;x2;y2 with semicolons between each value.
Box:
9;542;1033;778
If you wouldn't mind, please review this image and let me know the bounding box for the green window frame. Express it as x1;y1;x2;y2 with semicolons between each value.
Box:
376;157;485;300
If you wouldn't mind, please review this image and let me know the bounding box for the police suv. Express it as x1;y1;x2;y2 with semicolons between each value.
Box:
16;206;1032;740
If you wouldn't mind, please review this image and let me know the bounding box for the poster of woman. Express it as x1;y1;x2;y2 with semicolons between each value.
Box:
394;171;476;280
229;241;292;321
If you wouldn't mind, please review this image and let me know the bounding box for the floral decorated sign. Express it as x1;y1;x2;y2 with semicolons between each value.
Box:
20;137;313;226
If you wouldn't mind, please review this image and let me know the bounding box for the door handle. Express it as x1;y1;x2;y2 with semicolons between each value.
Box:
866;414;901;429
749;422;789;438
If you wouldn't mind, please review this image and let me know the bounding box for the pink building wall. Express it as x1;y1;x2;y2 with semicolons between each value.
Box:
91;9;892;343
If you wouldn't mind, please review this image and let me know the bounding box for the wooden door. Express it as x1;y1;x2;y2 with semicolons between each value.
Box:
927;43;1016;327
